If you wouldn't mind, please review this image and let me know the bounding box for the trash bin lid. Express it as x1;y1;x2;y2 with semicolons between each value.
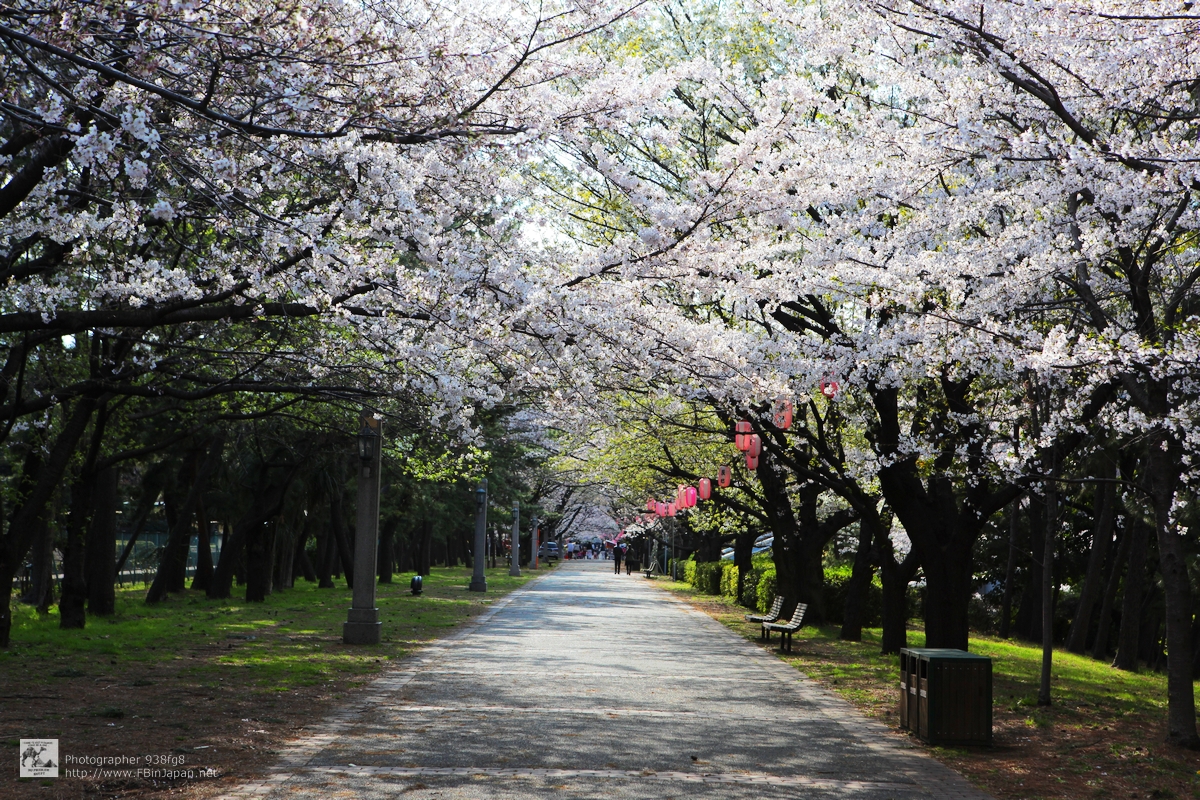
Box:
900;647;991;662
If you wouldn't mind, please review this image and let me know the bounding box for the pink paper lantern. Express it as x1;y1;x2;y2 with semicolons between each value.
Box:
698;478;711;500
685;486;697;506
773;398;793;429
745;452;759;470
747;434;761;458
667;502;677;517
717;466;732;488
735;420;752;450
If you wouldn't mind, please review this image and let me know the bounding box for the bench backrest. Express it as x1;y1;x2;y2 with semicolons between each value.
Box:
766;596;784;618
782;602;808;630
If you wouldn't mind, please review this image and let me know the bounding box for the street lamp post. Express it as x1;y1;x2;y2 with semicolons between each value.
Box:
344;413;382;645
509;502;522;577
530;516;539;570
469;480;487;592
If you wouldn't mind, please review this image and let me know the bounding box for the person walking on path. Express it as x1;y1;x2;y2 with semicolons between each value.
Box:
613;544;624;574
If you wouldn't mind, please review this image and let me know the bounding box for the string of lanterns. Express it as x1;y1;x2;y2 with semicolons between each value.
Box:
641;392;815;519
632;374;841;531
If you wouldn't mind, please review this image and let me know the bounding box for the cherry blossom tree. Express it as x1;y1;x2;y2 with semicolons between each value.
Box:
0;0;646;646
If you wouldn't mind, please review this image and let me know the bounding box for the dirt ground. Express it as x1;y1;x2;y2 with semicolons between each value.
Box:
2;565;536;800
4;627;407;799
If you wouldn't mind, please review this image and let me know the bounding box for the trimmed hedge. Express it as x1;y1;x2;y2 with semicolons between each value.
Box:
684;555;778;613
684;557;897;623
719;562;739;601
822;563;882;627
692;561;722;595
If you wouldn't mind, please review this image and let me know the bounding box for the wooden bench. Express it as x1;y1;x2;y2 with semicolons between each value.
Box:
763;603;808;653
745;596;785;640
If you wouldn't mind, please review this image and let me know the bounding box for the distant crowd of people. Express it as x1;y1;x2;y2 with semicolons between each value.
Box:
563;541;642;573
564;541;605;559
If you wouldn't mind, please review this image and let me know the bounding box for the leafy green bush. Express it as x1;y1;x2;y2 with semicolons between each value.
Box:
756;568;777;613
720;562;739;600
822;563;882;626
692;561;722;594
683;558;698;586
741;553;776;611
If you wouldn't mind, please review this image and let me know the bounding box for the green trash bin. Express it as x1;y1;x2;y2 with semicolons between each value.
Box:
899;648;992;746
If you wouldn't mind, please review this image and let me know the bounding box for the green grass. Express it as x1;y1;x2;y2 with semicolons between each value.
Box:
659;579;1178;721
2;565;547;692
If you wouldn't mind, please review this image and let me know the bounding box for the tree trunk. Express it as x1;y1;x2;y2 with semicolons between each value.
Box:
1092;514;1130;660
1015;497;1045;642
316;514;335;588
85;466;118;616
1137;585;1164;668
21;513;54;612
1146;436;1199;747
758;456;847;624
273;512;294;593
841;521;876;641
330;487;354;589
292;509;317;584
245;517;275;602
874;466;988;651
875;521;918;654
418;519;432;576
146;453;198;601
1113;517;1152;671
296;534;318;583
1190;613;1200;680
998;500;1021;639
1067;471;1116;653
208;466;296;599
60;401;111;629
114;510;149;581
695;530;723;562
378;517;396;584
58;467;95;629
919;536;975;651
190;495;213;592
1038;483;1056;707
0;396;96;647
733;528;756;604
147;437;222;603
869;385;1019;651
397;529;411;573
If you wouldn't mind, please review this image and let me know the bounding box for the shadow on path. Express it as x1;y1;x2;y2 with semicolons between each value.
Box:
216;560;993;800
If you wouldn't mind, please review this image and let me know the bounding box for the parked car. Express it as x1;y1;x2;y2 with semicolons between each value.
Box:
539;541;560;561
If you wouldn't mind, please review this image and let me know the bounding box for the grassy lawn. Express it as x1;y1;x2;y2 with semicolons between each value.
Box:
659;579;1200;800
2;564;551;799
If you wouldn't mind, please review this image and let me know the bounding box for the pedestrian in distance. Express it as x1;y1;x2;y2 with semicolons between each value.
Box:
613;545;624;574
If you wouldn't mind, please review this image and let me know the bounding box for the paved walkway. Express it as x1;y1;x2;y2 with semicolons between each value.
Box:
219;560;991;799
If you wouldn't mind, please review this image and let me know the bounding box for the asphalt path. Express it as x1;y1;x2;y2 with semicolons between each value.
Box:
218;559;991;800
